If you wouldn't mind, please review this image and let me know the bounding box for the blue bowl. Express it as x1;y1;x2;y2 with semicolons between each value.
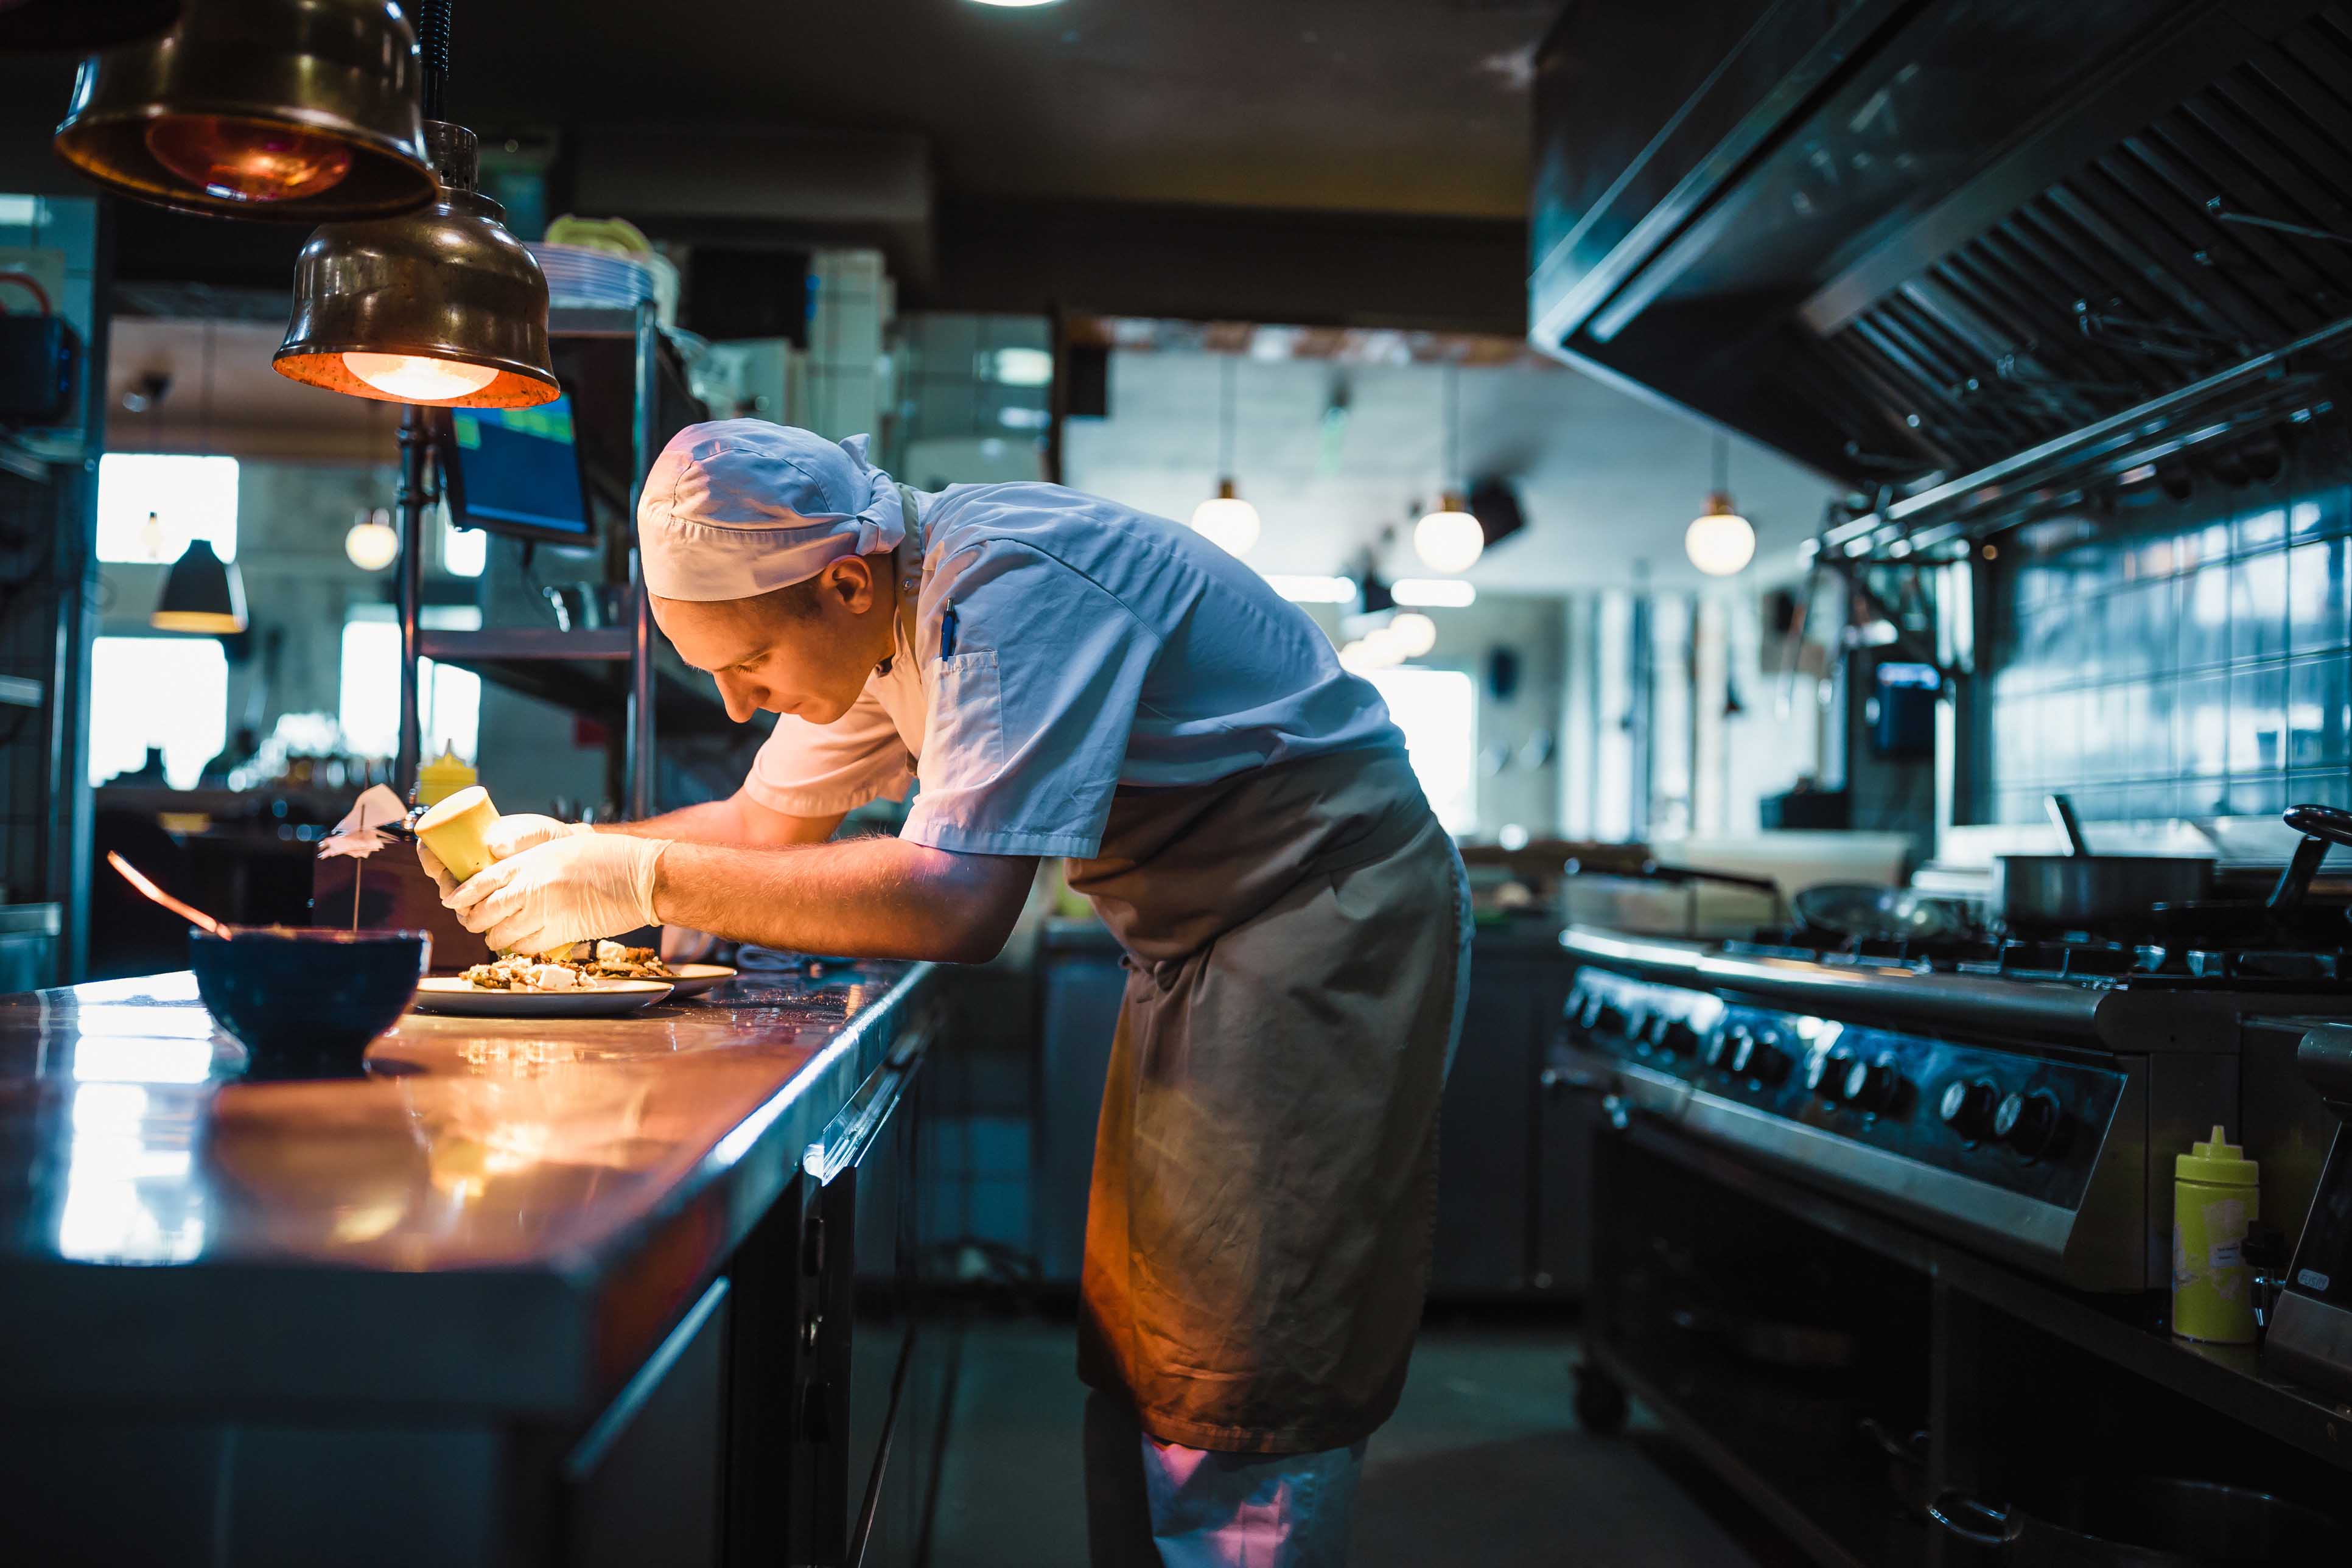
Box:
191;926;430;1078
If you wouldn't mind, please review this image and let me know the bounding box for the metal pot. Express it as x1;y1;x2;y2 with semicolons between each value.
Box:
1929;1477;2346;1566
1992;795;2213;930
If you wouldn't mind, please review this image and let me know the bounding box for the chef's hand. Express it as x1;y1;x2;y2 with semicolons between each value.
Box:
443;833;668;956
415;813;594;898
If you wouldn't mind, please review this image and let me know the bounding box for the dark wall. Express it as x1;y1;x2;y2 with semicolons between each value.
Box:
1977;432;2352;824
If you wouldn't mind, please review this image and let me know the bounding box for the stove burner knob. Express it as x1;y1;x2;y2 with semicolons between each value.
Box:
1704;1026;1740;1067
1993;1090;2065;1158
1806;1049;1854;1099
1939;1079;1998;1139
1841;1056;1903;1113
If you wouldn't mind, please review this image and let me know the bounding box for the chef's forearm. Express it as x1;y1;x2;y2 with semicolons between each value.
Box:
605;789;841;848
650;836;1036;963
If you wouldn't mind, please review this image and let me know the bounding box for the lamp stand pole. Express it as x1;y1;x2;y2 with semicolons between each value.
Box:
395;407;431;791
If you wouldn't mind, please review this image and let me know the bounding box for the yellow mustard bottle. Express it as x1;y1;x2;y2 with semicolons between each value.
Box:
415;746;478;809
2172;1125;2260;1345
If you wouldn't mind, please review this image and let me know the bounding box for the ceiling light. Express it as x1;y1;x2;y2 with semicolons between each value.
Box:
1264;574;1357;605
1389;612;1438;659
52;0;435;220
1191;481;1261;558
1190;357;1259;557
152;537;246;632
274;120;558;408
1413;366;1484;573
990;346;1053;386
345;506;397;571
1685;433;1757;576
1415;495;1484;575
967;0;1062;7
1392;578;1476;608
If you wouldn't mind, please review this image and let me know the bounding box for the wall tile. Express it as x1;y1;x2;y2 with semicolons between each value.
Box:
2289;538;2349;654
2181;564;2230;669
2238;503;2289;553
2229;549;2287;664
2042;688;2082;782
2179;776;2229;817
2228;775;2287;817
2288;656;2349;768
2293;487;2350;541
2287;769;2351;809
2228;664;2287;775
2081;685;2124;781
2177;671;2229;778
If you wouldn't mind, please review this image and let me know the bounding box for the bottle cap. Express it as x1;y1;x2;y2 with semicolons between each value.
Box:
2176;1124;2259;1186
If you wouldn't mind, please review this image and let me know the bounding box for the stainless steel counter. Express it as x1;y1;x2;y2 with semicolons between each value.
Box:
0;960;934;1415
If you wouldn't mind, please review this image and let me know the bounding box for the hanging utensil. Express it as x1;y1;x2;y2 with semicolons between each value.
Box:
105;851;232;939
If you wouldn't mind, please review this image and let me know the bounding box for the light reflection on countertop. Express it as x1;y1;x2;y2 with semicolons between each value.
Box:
0;962;922;1274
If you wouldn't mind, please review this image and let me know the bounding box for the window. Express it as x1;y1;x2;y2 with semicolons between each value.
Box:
87;636;228;788
440;497;485;578
1364;667;1478;835
338;606;482;760
96;453;238;565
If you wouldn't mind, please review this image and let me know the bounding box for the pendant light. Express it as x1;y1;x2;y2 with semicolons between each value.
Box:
52;0;435;220
1685;432;1757;577
1189;357;1261;558
1413;365;1483;574
271;1;556;408
345;505;397;570
153;321;247;633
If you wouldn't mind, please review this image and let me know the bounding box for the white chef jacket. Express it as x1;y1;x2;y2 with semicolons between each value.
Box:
741;481;1402;858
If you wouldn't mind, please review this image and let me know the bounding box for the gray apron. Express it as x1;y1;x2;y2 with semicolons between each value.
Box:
1068;746;1466;1455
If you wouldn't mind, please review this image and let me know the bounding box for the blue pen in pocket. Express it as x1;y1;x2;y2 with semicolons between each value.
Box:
941;600;959;659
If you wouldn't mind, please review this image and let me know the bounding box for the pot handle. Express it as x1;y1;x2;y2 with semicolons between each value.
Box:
2270;804;2352;916
1928;1490;2022;1550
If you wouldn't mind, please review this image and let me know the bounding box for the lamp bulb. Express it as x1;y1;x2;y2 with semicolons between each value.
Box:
1190;480;1261;558
1413;496;1483;574
342;352;501;402
1685;492;1756;576
145;116;353;203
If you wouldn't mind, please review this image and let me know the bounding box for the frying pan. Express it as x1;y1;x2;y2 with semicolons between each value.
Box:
1990;794;2213;930
1792;883;1970;942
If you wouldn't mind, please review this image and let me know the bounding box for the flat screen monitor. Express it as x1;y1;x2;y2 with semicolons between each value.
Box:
439;396;593;545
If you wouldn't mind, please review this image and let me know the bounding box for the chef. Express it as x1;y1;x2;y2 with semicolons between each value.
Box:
424;421;1471;1566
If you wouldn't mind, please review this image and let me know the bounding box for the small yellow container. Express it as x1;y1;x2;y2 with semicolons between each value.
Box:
415;746;478;808
413;785;500;884
2172;1124;2260;1345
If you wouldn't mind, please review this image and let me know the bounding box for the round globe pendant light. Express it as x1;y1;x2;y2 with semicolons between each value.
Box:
1685;433;1757;577
345;505;397;570
1189;356;1260;557
273;118;557;407
1414;364;1485;573
52;0;435;220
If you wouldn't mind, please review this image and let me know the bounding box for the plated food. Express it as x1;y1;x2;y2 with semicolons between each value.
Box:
410;975;673;1018
460;940;673;992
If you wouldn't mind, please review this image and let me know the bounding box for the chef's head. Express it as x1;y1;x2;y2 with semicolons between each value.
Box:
640;421;907;726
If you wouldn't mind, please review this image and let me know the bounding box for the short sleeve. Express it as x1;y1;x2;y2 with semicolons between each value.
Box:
900;540;1161;858
742;687;914;817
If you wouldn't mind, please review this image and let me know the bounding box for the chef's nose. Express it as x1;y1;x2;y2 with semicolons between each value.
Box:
713;671;762;723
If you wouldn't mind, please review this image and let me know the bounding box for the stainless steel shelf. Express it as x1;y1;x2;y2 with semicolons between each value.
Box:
0;674;43;709
417;628;633;663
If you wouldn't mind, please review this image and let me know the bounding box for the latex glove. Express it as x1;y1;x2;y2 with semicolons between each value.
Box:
415;813;594;898
443;833;668;956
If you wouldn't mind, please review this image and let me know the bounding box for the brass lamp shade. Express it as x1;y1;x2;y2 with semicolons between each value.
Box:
52;0;433;221
0;0;181;52
273;120;557;408
152;538;247;633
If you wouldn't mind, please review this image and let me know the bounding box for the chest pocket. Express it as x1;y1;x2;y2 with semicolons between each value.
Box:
923;649;1008;793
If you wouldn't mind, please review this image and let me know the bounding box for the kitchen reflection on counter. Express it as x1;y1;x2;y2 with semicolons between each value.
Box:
6;968;896;1272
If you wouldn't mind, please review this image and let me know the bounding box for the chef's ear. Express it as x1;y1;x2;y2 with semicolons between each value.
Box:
815;553;882;616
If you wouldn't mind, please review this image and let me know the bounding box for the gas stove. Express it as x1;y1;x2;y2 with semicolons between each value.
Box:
1561;924;2345;1293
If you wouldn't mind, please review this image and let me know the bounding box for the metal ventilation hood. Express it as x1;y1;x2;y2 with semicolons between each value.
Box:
1529;0;2352;548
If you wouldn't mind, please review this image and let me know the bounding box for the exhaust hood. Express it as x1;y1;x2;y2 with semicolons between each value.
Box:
1530;0;2352;548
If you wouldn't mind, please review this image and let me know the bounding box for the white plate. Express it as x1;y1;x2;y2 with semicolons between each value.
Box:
663;964;738;998
410;976;674;1017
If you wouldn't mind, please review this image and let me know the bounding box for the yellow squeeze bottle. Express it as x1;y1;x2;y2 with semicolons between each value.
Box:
416;746;478;808
2172;1125;2259;1345
414;784;500;884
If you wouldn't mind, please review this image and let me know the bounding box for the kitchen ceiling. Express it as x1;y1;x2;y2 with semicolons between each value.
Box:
1062;348;1838;592
0;0;1552;221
